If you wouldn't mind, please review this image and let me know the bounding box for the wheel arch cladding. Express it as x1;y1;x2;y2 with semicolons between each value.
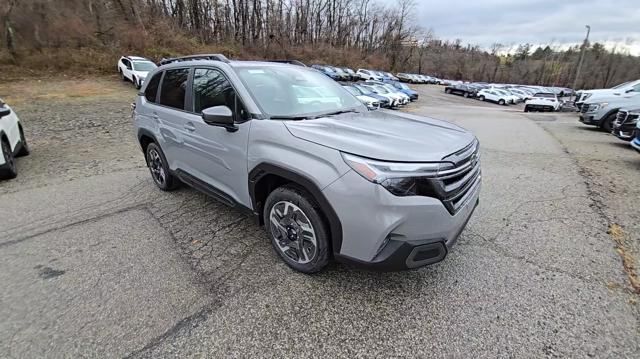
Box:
137;129;157;153
599;109;619;126
249;163;343;255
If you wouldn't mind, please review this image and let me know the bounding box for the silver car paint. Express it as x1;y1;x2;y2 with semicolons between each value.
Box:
323;169;481;261
135;60;480;264
284;109;474;162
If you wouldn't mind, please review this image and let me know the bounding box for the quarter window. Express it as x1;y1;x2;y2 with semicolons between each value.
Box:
159;68;189;110
144;72;162;103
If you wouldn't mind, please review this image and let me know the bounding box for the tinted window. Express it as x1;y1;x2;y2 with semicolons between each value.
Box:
144;72;162;103
193;68;248;121
160;68;189;110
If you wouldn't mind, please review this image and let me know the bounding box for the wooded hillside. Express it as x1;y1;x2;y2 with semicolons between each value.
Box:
1;0;639;89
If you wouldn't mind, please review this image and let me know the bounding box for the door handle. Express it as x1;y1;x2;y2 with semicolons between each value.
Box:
152;113;159;120
184;122;196;132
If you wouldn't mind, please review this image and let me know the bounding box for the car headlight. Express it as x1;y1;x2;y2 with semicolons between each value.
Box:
591;102;608;111
341;153;456;196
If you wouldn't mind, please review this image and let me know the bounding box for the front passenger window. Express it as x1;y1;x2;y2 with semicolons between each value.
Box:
193;68;248;121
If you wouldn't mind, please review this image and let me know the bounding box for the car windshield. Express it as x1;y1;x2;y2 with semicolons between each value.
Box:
132;61;157;71
343;86;360;96
612;81;632;89
235;66;364;118
372;85;389;94
354;85;374;95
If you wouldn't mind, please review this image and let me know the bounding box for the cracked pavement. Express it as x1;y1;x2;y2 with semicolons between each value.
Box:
0;79;638;358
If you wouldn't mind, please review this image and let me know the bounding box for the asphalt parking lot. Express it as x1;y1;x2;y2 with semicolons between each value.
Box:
1;78;639;358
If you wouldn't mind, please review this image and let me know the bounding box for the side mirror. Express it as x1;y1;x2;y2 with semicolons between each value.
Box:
202;106;237;132
0;108;10;118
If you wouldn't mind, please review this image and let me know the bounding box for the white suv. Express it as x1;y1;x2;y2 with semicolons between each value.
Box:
0;99;29;180
356;69;382;81
117;56;157;89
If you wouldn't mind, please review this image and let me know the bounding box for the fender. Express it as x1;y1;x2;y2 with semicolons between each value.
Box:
137;128;159;152
598;108;620;126
249;163;344;255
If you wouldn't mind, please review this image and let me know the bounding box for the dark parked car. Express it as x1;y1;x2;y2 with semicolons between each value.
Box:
311;64;340;80
612;108;640;141
444;84;477;98
342;67;357;81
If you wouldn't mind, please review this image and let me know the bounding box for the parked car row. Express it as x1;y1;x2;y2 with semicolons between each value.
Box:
577;79;640;155
442;82;566;111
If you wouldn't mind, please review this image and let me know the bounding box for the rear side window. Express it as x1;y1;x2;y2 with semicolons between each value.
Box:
160;68;190;110
144;72;162;103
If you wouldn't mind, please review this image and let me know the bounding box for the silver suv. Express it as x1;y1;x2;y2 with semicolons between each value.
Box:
133;54;481;273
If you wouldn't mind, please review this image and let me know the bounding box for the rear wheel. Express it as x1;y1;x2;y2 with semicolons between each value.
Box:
524;105;530;112
145;142;179;191
445;88;451;94
120;70;126;81
478;95;485;101
463;92;469;98
264;186;330;273
498;99;506;105
0;138;17;180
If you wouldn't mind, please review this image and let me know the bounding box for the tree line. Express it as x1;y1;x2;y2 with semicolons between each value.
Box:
1;0;639;89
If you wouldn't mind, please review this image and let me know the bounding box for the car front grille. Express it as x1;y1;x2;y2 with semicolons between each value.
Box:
438;140;481;214
580;103;591;113
614;110;628;127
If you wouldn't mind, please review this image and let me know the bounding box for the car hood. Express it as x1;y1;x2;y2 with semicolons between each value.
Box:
357;95;379;103
133;70;149;78
283;110;475;162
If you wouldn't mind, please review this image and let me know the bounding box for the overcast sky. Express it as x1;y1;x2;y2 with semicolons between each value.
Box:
403;0;640;55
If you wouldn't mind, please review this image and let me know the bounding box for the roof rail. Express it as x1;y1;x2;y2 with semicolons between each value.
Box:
158;54;231;66
268;60;307;67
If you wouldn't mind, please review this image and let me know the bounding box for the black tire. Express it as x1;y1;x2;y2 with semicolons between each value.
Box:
478;95;485;101
601;113;616;132
145;142;179;191
120;70;127;81
498;99;506;106
524;106;529;112
463;92;469;98
134;77;141;89
0;138;17;180
263;185;330;273
16;126;30;157
445;88;450;94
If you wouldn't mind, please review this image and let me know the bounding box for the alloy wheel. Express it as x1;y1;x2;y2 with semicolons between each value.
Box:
269;201;318;264
147;148;166;186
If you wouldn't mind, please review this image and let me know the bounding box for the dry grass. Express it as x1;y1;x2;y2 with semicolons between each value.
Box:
608;223;640;294
0;76;132;105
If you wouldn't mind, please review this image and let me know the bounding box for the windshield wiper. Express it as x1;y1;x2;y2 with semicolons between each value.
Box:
269;115;308;121
315;109;359;118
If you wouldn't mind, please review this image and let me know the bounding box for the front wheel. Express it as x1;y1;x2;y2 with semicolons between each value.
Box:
478;95;485;101
463;92;469;98
524;105;530;112
498;99;506;106
601;113;616;132
264;186;330;273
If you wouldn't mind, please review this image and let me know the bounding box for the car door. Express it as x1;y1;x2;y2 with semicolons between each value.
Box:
153;68;191;171
180;67;252;207
122;59;134;80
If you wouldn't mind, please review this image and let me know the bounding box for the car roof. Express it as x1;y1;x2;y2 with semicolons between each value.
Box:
125;56;149;61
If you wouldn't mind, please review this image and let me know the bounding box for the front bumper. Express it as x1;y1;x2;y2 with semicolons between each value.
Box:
612;123;637;141
579;114;599;126
324;170;481;271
